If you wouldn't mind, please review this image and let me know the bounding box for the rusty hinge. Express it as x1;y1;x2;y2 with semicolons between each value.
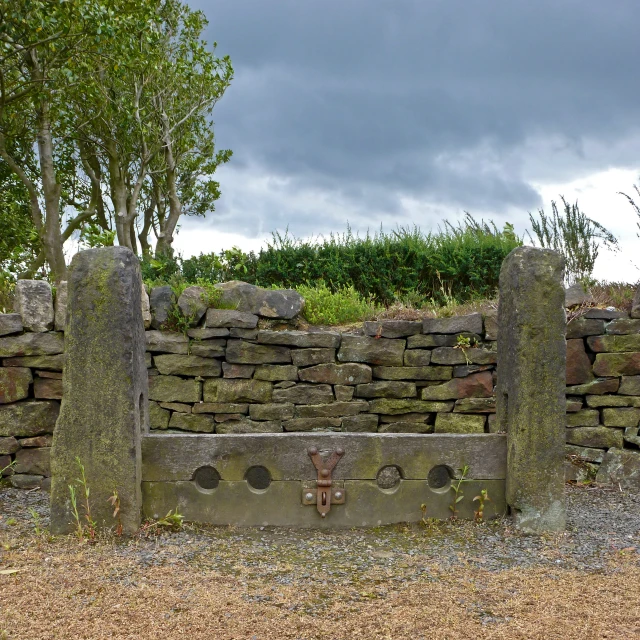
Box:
302;446;345;517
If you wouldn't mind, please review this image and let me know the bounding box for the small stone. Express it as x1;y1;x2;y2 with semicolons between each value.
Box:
14;447;50;475
363;321;422;338
215;281;304;319
226;339;291;364
483;311;498;341
566;317;605;339
10;474;43;489
203;379;272;404
222;362;255;379
564;459;598;483
14;280;54;332
177;286;208;325
153;354;221;377
368;399;454;414
421;371;493;401
283;417;342;431
213;413;245;423
586;394;640;408
372;366;452;381
0;436;20;454
2;354;64;370
149;402;170;430
337;335;405;367
565;397;583;412
0;367;32;403
434;413;485;433
216;419;282;434
566;378;619;395
566;444;605;463
298;363;371;385
453;397;496;413
148;375;201;403
566;427;623;449
34;377;63;400
34;370;63;379
229;328;258;339
430;347;497;366
149;285;176;329
342;414;379;432
185;339;226;359
272;384;334;405
380;413;430;423
587;334;640;353
565;282;593;308
249;403;295;421
254;365;299;381
334;385;355;401
0;332;64;358
205;309;259;329
487;414;501;432
584;308;627;320
605;318;640;335
257;330;340;348
566;409;600;427
423;313;483;335
619;376;640;396
566;339;594;385
0;314;23;337
187;327;230;339
140;284;151;329
379;421;433;433
593;353;640;377
0;401;59;437
291;348;336;367
452;364;493;378
294;402;368;418
602;408;640;428
168;412;215;433
354;381;416;399
192;402;249;414
406;333;481;349
274;380;296;389
158;402;191;413
596;448;640;488
403;350;431;366
145;330;189;354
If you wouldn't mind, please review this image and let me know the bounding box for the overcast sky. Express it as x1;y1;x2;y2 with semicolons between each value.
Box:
175;0;640;281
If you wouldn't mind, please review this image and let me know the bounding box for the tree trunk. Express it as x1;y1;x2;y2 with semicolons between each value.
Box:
105;139;132;249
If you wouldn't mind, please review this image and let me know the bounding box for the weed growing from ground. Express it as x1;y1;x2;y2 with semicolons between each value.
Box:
68;457;96;541
449;465;469;519
297;281;379;325
473;489;491;523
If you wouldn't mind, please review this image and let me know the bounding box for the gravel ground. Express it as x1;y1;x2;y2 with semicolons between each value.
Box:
0;483;639;639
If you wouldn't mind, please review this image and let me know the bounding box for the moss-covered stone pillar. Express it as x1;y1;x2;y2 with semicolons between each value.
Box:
497;246;566;534
50;247;148;535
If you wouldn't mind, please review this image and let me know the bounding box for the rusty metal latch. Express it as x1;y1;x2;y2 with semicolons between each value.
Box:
302;447;345;517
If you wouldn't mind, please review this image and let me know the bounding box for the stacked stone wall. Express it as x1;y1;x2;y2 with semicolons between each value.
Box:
1;279;639;490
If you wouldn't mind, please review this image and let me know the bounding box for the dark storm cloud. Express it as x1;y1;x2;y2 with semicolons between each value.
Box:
189;0;640;235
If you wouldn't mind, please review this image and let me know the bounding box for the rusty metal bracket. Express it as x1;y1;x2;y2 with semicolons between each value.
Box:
303;446;345;517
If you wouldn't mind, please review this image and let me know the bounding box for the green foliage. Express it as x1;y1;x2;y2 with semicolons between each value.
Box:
68;457;96;541
296;281;379;326
528;197;618;284
449;465;469;519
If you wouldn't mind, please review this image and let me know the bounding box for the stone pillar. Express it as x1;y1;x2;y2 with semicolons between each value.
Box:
50;247;148;535
497;246;566;534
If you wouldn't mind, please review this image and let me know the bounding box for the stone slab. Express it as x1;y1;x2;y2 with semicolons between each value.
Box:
337;335;405;367
257;330;340;348
0;314;23;337
0;400;59;437
15;280;54;332
0;332;64;358
363;321;422;338
422;313;483;335
0;367;32;404
595;448;640;489
372;366;452;381
298;363;371;385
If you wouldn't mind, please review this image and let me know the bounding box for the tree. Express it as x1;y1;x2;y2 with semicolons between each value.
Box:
528;197;618;284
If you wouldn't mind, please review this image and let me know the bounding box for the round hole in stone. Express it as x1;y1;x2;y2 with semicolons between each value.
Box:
376;465;402;489
427;465;452;489
193;466;220;490
245;465;271;490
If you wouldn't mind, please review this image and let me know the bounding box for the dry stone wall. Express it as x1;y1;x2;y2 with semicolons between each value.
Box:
1;279;640;490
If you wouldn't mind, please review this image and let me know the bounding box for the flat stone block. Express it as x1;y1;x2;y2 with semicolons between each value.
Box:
283;417;342;431
565;397;583;412
3;354;64;370
177;286;208;325
257;330;340;348
192;402;248;414
149;285;175;329
10;474;44;489
294;402;368;418
566;339;594;385
618;375;640;395
566;409;600;427
421;371;493;401
483;311;498;341
15;447;50;475
149;375;201;403
595;448;640;488
189;340;226;358
453;397;496;413
140;284;151;329
153;354;221;377
602;407;640;428
0;436;20;454
586;394;640;408
34;377;63;400
0;314;23;337
54;281;68;332
145;330;189;354
337;335;405;367
226;339;291;364
334;385;355;401
593;352;640;377
272;384;334;405
587;334;640;353
584;309;627;320
403;349;431;366
566;317;605;339
15;280;54;332
0;332;64;358
249;403;295;421
565;444;605;463
354;381;416;399
566;426;623;449
214;281;303;319
372;365;452;381
291;348;336;367
430;347;497;366
159;402;191;413
0;367;32;404
298;363;371;385
564;459;597;483
229;328;258;339
605;318;640;335
434;413;485;433
363;320;422;338
566;378;619;395
378;421;432;433
203;378;272;403
187;327;230;339
169;412;215;433
342;414;379;432
222;362;255;378
205;308;259;329
19;434;52;447
452;364;493;378
422;313;483;335
254;365;299;381
149;401;170;430
368;399;454;414
216;419;282;434
0;400;59;437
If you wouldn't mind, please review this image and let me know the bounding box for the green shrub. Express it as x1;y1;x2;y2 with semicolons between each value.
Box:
297;281;379;325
